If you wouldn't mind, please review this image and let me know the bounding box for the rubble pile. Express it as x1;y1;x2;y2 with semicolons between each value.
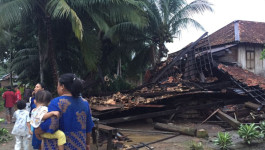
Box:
88;32;265;149
88;79;193;111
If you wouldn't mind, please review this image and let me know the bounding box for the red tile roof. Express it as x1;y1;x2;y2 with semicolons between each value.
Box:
208;20;265;47
208;21;235;47
218;64;265;90
239;20;265;44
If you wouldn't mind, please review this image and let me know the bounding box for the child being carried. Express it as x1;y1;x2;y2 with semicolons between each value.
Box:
30;90;66;150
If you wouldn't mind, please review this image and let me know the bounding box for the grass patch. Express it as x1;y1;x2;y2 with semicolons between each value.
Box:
0;100;4;112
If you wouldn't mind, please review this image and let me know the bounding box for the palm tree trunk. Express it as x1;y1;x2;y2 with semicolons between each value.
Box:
37;27;45;83
117;57;121;77
151;45;157;67
45;15;58;85
10;51;13;87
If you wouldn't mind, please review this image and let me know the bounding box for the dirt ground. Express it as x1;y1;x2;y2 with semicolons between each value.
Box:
109;119;265;150
1;109;265;150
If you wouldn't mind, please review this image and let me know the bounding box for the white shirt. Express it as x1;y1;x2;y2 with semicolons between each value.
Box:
30;106;48;128
12;109;30;136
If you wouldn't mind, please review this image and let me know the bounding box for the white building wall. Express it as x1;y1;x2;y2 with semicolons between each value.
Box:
237;45;264;76
254;46;264;76
237;45;246;69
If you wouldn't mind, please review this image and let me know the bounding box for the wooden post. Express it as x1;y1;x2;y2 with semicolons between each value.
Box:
216;110;240;129
101;109;180;124
154;123;196;136
245;102;261;110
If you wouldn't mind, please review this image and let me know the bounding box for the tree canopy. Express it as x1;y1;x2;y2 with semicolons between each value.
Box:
0;0;212;94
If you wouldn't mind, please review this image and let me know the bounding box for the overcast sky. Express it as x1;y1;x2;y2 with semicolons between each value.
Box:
166;0;265;53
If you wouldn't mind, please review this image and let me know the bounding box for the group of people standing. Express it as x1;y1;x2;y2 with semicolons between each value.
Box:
2;73;94;150
2;85;21;124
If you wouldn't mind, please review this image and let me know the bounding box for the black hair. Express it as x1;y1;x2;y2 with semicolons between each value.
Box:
35;90;52;105
17;100;26;110
59;73;83;98
36;82;45;89
6;86;11;90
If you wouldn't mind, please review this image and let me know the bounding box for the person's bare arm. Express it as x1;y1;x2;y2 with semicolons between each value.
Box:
27;122;32;135
86;132;91;150
42;111;60;120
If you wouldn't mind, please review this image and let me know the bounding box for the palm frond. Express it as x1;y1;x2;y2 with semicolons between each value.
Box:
169;0;212;35
0;0;32;27
105;22;143;42
47;0;83;41
11;48;39;79
171;18;205;36
174;0;213;19
80;30;101;71
87;10;110;32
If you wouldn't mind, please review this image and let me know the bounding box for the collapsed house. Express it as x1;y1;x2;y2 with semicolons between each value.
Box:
89;20;265;121
88;20;265;149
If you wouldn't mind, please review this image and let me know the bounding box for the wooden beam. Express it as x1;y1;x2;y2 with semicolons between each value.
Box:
135;104;165;108
152;32;208;83
201;109;219;125
245;101;261;110
216;110;240;129
154;123;196;136
91;105;121;111
101;109;180;124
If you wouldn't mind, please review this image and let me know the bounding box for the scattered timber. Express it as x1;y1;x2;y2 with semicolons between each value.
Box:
245;101;262;110
201;109;219;125
216;110;240;129
154;123;196;136
101;109;180;124
196;129;209;138
127;134;179;150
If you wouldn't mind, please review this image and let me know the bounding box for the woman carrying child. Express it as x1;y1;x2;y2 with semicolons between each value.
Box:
11;100;31;150
30;90;66;150
38;73;94;150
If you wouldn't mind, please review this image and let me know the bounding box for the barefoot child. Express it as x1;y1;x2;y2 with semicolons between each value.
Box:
30;90;66;150
12;100;31;150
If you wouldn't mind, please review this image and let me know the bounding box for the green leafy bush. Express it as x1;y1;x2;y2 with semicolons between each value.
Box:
259;121;265;139
0;87;6;111
105;76;132;92
238;123;262;144
190;141;204;150
0;128;8;136
214;132;233;150
0;128;12;143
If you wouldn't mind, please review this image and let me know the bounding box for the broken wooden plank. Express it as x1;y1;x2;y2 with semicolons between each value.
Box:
244;101;261;110
135;104;165;108
154;123;196;136
216;110;240;129
97;124;117;150
201;109;219;125
101;109;180;124
91;105;121;111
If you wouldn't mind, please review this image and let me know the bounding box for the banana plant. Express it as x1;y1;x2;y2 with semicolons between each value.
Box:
214;132;233;150
238;123;262;144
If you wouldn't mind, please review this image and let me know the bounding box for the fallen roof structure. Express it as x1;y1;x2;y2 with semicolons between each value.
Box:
88;32;265;126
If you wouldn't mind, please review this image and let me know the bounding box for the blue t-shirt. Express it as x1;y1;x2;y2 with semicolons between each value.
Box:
40;96;94;150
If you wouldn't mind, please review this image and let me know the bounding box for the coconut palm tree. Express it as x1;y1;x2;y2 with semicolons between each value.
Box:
145;0;213;65
48;0;149;81
0;0;83;84
0;0;148;86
